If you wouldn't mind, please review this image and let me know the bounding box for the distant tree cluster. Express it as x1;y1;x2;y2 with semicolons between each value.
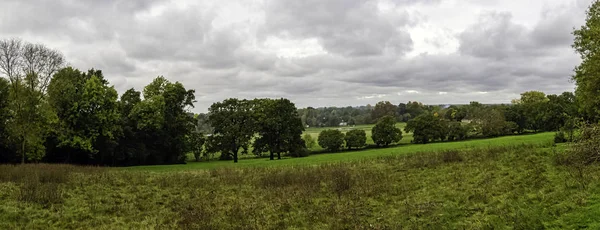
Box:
297;100;439;128
404;91;579;144
317;115;403;151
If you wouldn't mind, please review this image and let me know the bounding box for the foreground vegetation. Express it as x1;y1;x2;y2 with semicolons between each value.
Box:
2;142;599;229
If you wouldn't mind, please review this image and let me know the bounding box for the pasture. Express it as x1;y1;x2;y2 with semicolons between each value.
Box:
1;137;599;229
142;132;554;171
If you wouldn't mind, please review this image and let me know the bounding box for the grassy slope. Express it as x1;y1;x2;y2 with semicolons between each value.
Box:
2;143;600;229
131;132;554;172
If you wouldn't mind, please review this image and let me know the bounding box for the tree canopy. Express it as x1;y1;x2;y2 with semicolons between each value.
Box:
573;0;600;121
371;116;402;147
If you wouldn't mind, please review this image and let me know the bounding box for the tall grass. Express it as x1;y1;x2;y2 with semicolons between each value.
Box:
1;144;600;229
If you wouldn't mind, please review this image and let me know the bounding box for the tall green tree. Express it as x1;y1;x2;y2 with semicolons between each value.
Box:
116;88;145;165
207;98;256;163
253;98;304;160
47;68;120;164
0;78;12;162
405;113;446;144
573;1;600;121
6;74;57;162
0;38;64;163
345;129;367;149
371;116;402;147
130;76;196;164
504;104;527;134
542;93;577;131
371;101;397;122
188;132;206;162
515;91;549;132
406;101;426;119
318;129;345;151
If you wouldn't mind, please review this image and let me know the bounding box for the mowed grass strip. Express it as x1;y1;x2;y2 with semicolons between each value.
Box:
128;132;554;172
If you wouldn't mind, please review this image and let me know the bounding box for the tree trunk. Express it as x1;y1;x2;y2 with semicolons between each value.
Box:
234;151;238;163
270;152;274;160
277;152;281;160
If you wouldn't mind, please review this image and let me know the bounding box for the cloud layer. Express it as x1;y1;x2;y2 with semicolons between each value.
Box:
0;0;591;111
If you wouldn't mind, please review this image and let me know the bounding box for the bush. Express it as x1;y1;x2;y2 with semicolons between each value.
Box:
371;116;402;147
318;129;345;151
303;133;316;149
345;129;367;149
289;147;311;158
503;121;519;135
563;124;600;165
554;131;567;143
447;122;468;141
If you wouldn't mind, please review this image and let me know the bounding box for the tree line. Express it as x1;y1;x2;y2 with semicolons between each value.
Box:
0;27;590;166
295;101;436;128
305;90;578;152
0;39;309;165
0;39;196;165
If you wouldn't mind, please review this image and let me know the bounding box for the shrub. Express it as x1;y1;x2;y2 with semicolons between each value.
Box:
554;131;567;143
345;129;367;149
318;129;345;151
327;165;354;198
19;181;64;206
289;147;310;157
503;121;519;135
441;150;463;163
303;133;316;149
564;124;600;165
371;116;402;147
447;122;468;141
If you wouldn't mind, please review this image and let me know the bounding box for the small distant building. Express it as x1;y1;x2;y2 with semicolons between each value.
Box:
339;121;348;126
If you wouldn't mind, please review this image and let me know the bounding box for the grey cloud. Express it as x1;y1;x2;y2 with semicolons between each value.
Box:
264;0;413;56
0;0;590;112
459;2;589;60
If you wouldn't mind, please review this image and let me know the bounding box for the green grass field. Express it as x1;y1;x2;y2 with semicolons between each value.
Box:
2;138;600;229
133;132;554;172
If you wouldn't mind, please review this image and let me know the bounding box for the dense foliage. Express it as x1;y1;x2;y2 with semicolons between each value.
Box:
573;0;600;121
344;129;367;149
318;129;345;151
371;116;403;146
252;98;305;160
405;113;447;144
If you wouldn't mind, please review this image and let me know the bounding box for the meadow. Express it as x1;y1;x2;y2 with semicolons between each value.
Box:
154;132;553;171
1;137;599;229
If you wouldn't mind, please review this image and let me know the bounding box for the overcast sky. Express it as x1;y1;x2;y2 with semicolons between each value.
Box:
0;0;592;112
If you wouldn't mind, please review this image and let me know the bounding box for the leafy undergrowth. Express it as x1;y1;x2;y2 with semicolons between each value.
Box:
1;144;599;229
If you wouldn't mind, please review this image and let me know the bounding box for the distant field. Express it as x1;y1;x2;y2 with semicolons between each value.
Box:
132;132;554;172
303;123;412;151
194;123;411;160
